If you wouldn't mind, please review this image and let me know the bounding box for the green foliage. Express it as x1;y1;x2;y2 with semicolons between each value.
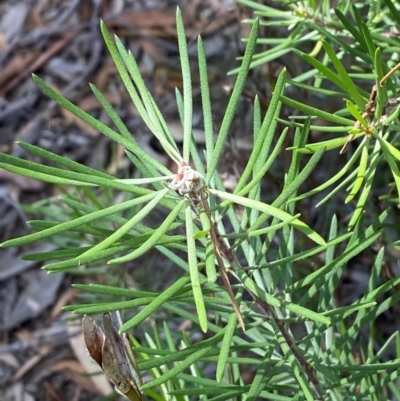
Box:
1;2;400;400
238;0;400;229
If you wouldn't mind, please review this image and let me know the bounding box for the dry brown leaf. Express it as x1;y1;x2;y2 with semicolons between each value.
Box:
68;319;112;395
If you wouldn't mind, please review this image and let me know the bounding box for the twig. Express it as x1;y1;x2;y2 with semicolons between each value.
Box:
199;188;245;331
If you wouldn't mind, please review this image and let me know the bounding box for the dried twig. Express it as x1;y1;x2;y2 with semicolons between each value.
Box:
199;188;245;331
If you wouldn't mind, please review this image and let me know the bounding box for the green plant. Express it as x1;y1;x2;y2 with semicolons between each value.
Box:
1;3;400;401
238;0;400;227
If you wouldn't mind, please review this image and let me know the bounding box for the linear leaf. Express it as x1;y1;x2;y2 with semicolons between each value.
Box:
1;193;157;247
185;205;208;332
234;68;286;193
77;188;170;260
176;8;193;163
208;189;325;246
280;95;354;126
109;199;186;264
17;142;112;178
216;313;237;382
120;276;192;332
322;40;365;109
345;142;369;203
141;346;213;390
198;36;214;165
206;18;259;181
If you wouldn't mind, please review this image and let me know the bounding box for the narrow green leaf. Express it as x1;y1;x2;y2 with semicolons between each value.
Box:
228;214;300;239
42;235;185;272
89;84;169;174
238;127;287;197
216;313;237;382
316;168;358;207
290;138;366;202
280;95;354;126
243;47;292;71
23;247;88;261
101;21;181;164
109;199;186;264
72;298;157;314
383;0;400;25
359;22;377;63
237;0;291;14
279;119;353;133
375;135;400;202
17;142;112;179
381;105;400;127
194;211;211;239
287;79;349;98
292;136;350;154
234;68;286;193
102;22;180;161
206;18;259;181
198;36;214;164
376;135;400;162
334;9;367;50
205;241;217;283
115;36;181;159
234;266;330;325
1;193;156;247
0;161;93;188
293;230;382;302
245;356;273;401
346;100;368;127
120;276;191;332
141;346;213;390
345;142;369;203
208;189;326;246
176;8;193;163
348;142;380;229
185;205;208;332
307;20;371;63
33;75;172;176
77;188;170;260
374;48;386;122
72;284;156;298
262;234;351;272
293;49;345;92
100;22;148;123
322;41;365;110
